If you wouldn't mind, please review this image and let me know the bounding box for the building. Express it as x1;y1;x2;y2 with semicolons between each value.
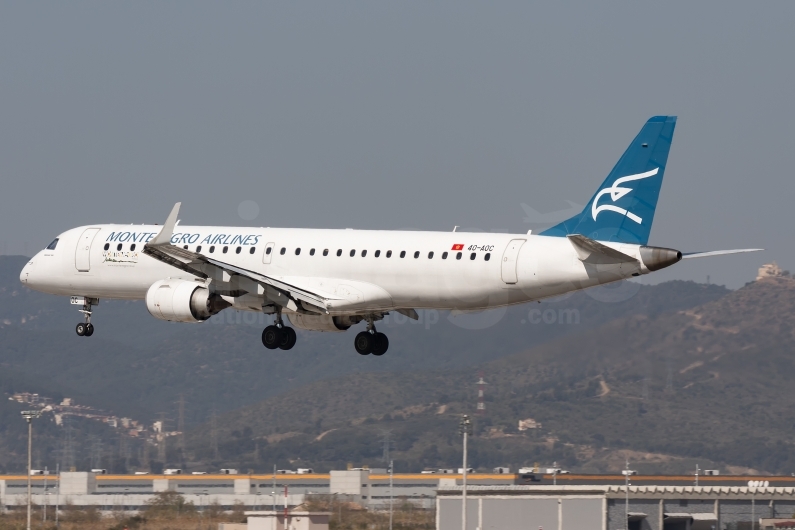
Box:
245;510;330;530
8;469;795;528
436;485;795;530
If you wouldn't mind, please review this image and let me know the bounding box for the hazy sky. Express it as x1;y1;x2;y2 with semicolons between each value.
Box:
2;2;793;288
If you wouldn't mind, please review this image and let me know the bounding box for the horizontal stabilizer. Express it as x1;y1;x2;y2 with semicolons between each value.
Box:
682;249;763;259
567;234;638;264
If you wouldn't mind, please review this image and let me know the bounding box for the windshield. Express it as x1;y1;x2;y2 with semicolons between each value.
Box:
45;238;59;250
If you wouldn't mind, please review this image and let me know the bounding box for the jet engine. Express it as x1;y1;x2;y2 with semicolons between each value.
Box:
287;313;361;332
145;279;230;323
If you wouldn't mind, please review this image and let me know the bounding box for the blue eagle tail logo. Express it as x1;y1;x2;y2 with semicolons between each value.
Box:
541;116;677;245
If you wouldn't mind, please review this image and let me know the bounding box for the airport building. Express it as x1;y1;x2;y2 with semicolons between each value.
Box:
437;484;795;530
5;471;795;528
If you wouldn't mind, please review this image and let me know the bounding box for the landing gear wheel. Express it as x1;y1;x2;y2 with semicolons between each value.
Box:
262;325;283;350
76;323;87;337
372;332;388;356
278;327;297;350
354;331;374;355
84;323;95;337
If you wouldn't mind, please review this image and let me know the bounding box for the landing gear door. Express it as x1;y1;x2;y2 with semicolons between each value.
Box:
262;242;275;264
501;239;526;284
75;228;101;272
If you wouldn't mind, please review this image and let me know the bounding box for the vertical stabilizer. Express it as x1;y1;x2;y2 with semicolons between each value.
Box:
540;116;676;245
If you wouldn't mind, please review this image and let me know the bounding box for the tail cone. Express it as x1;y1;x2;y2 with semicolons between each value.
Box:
640;246;682;271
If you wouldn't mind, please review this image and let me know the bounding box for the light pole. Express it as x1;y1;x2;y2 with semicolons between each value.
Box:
624;459;630;530
459;415;472;530
55;463;60;528
389;459;394;530
21;410;42;530
43;466;48;523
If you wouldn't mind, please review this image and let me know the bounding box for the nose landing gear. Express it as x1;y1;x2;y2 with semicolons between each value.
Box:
72;297;97;337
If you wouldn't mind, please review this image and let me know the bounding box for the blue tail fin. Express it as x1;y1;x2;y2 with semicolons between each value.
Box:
540;116;677;245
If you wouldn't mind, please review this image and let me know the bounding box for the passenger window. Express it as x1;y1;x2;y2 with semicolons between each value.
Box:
130;244;136;251
266;247;272;255
456;252;462;260
442;251;448;259
484;253;491;261
46;238;59;250
197;246;202;253
414;251;420;259
400;251;406;258
295;248;301;255
361;250;367;257
209;246;215;253
103;243;109;251
350;249;355;257
323;249;329;256
470;252;476;260
386;250;392;258
236;247;242;254
182;245;187;250
117;244;122;251
280;247;286;255
249;247;255;254
375;250;381;257
428;251;434;259
223;246;229;254
310;248;315;256
337;249;342;257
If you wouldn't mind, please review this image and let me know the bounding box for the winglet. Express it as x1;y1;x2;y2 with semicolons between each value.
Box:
149;202;181;246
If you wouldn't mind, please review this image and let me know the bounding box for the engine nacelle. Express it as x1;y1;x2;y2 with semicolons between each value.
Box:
146;279;229;323
287;313;361;332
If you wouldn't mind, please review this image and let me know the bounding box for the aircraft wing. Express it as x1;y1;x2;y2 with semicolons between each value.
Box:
682;248;763;259
143;203;337;314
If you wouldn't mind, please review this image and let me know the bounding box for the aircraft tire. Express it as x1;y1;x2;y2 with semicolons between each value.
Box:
262;325;282;349
76;323;87;337
278;327;297;350
372;333;388;356
84;323;94;337
354;331;374;355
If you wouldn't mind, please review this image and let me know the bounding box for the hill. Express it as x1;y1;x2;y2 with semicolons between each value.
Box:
185;276;795;475
0;254;732;472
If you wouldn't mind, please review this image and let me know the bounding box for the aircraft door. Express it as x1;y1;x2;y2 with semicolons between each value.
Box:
75;228;101;272
262;242;275;264
500;239;526;284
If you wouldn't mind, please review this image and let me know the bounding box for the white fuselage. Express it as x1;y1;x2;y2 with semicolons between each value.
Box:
21;223;650;315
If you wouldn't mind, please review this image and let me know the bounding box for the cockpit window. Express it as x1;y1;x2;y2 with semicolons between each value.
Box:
46;238;59;250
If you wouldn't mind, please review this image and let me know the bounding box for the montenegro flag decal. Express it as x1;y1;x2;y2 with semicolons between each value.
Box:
451;244;464;251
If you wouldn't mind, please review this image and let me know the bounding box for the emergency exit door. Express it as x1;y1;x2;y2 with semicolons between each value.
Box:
262;242;275;264
501;239;526;284
75;228;101;272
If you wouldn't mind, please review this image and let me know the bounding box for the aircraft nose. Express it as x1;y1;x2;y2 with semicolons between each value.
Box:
19;259;36;286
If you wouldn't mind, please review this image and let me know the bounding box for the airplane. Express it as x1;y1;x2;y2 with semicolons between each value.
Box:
19;116;760;356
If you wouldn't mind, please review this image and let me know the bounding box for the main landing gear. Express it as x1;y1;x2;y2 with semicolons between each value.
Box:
74;298;95;337
354;318;389;356
261;312;297;350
